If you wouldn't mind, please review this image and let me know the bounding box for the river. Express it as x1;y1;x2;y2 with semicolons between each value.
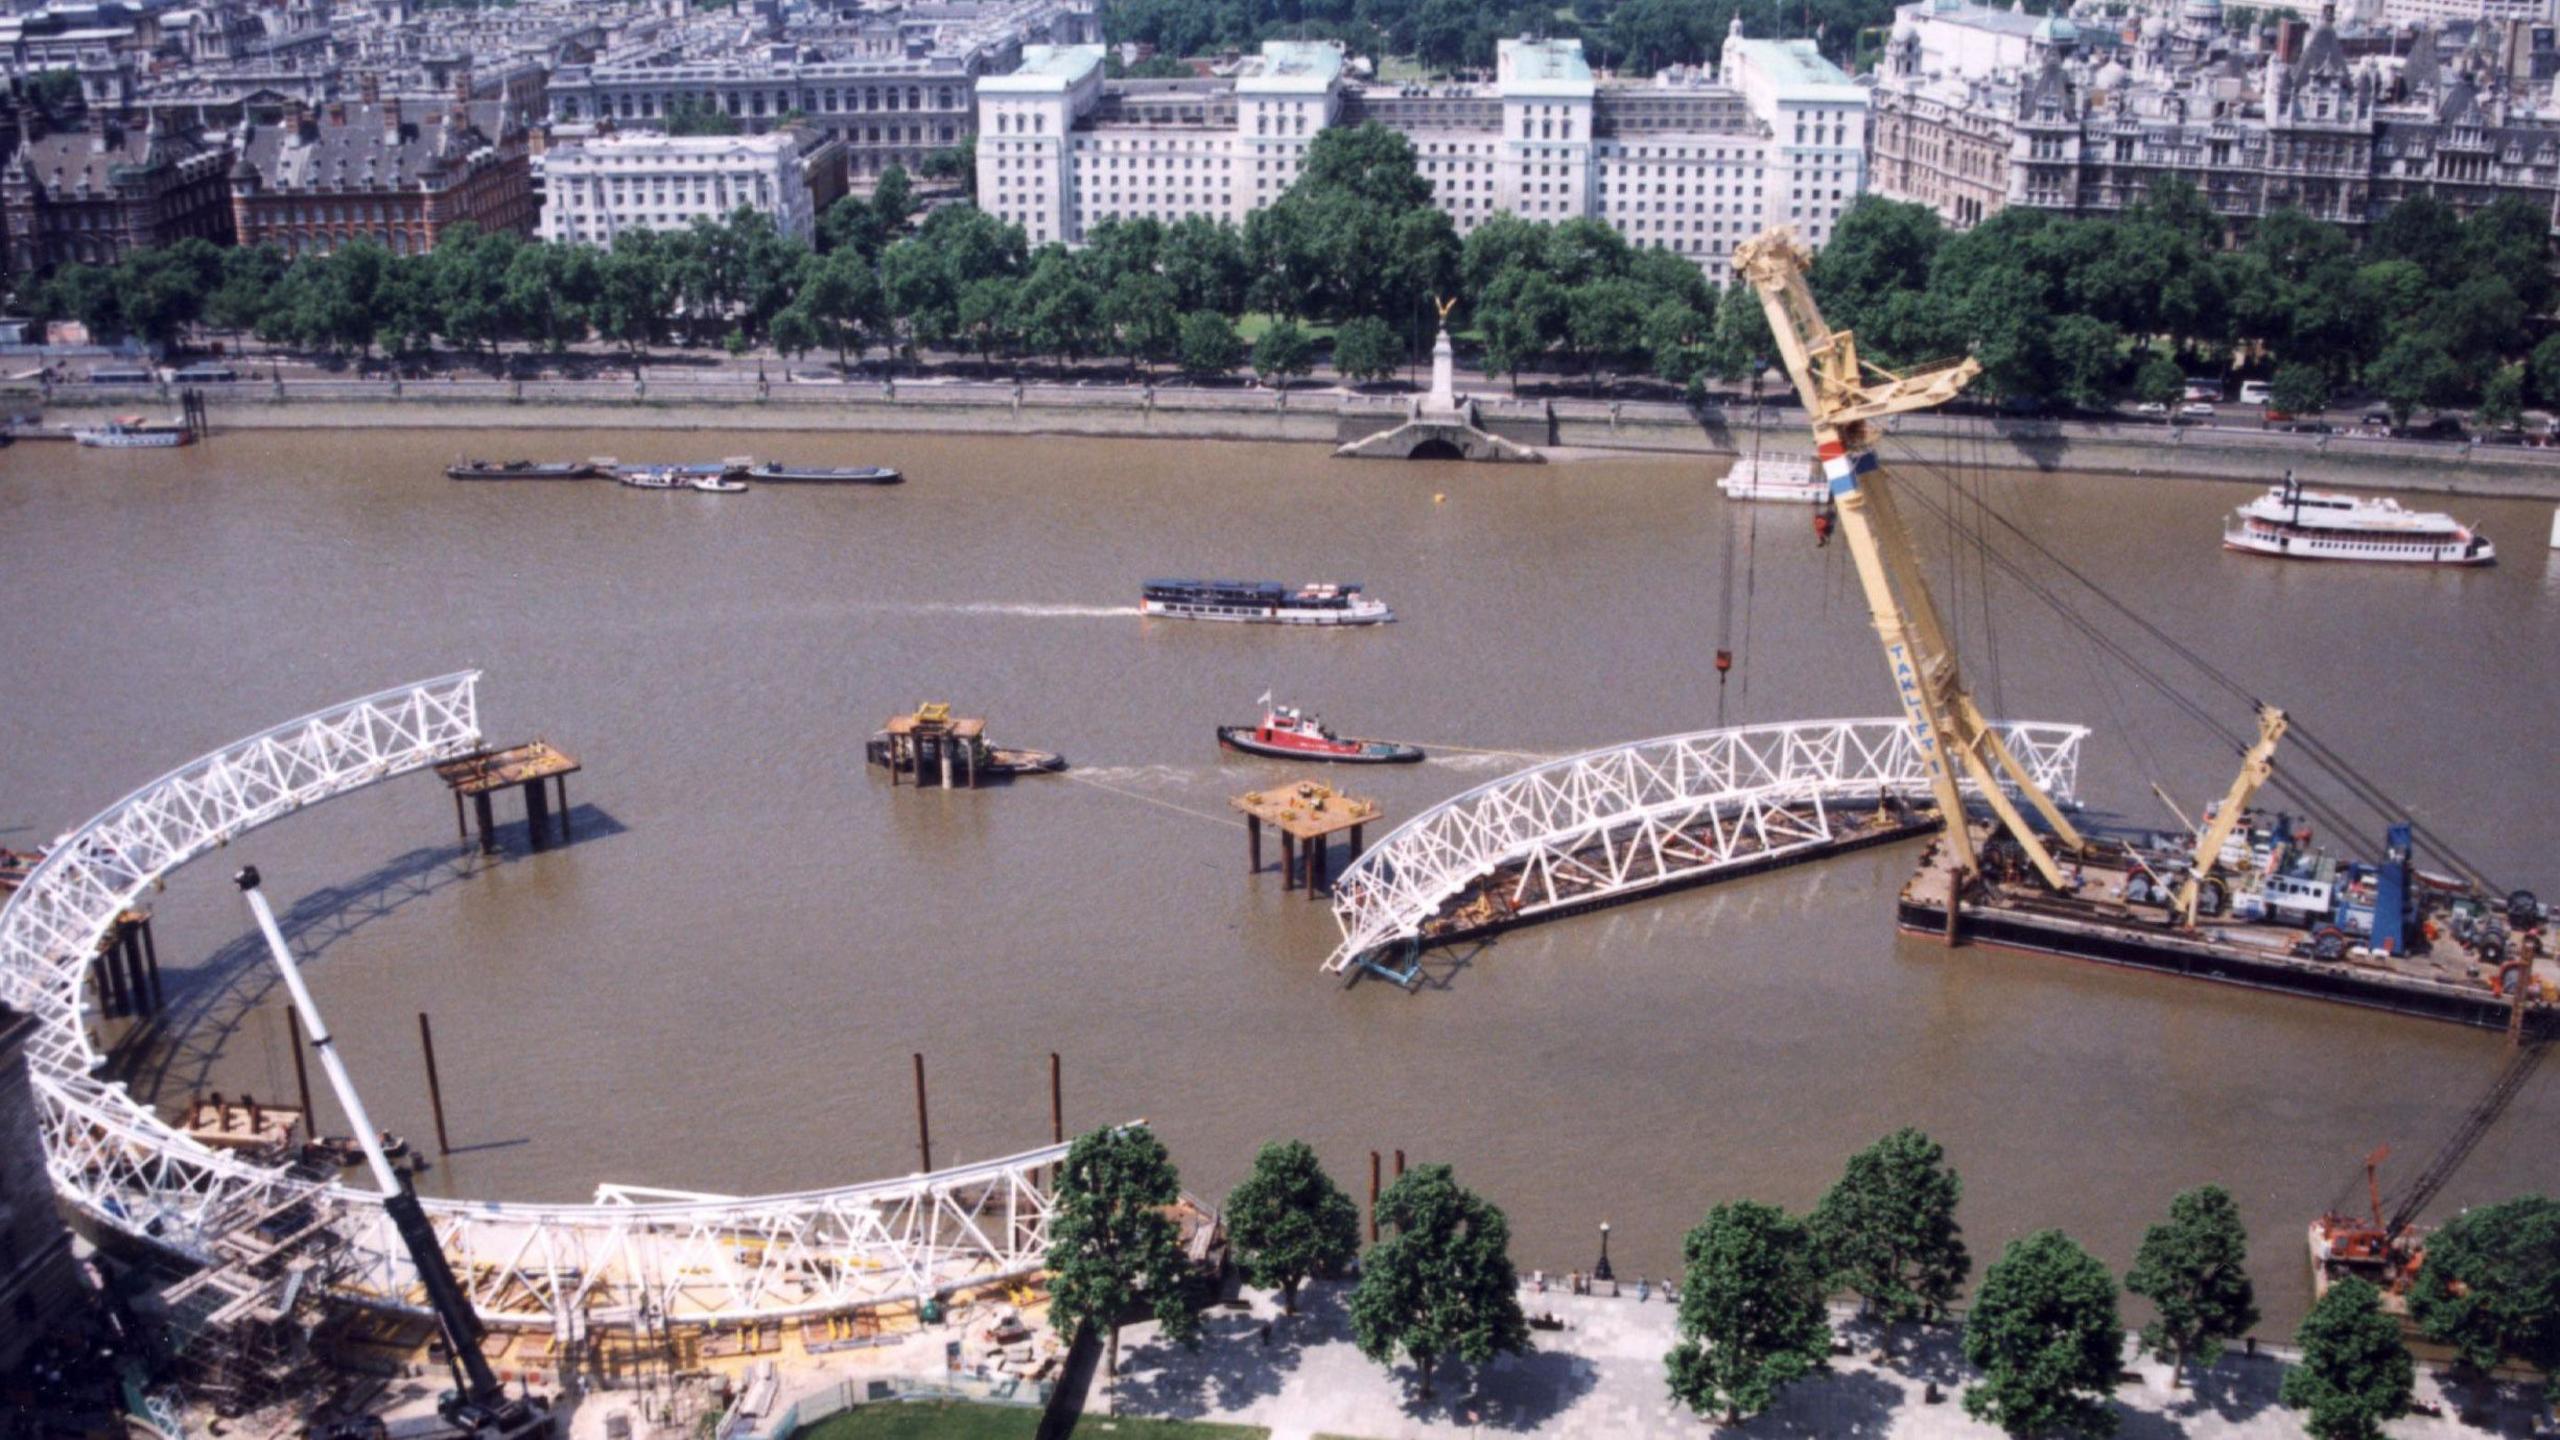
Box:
5;425;2557;1331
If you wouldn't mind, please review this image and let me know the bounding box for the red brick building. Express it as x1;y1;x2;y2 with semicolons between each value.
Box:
227;85;536;258
2;110;233;280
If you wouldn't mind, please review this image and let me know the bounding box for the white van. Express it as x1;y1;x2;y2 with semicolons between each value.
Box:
2238;380;2273;405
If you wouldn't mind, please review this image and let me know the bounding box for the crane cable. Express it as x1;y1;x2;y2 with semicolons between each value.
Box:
1879;448;2389;863
1881;437;2504;894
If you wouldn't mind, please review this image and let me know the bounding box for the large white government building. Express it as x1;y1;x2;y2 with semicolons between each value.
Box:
975;28;1869;273
537;130;823;245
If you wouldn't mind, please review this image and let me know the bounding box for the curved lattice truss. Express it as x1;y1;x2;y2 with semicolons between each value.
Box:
1325;718;2089;975
2;675;1073;1329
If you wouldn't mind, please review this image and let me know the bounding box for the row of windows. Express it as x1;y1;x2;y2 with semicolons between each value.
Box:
582;85;953;122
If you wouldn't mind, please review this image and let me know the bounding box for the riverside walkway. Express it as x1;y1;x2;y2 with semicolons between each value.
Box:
1089;1282;2550;1439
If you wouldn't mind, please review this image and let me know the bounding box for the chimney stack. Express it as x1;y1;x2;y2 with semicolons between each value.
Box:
361;71;380;106
385;96;403;135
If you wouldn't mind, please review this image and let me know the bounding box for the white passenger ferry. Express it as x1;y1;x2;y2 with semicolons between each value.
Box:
1140;579;1393;625
2222;474;2494;566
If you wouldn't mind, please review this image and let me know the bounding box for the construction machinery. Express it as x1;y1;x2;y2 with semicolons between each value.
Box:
232;866;553;1440
1732;228;2089;891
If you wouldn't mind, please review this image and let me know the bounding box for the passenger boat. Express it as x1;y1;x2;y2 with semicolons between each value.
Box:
1140;579;1393;625
2222;473;2494;565
446;458;599;481
749;461;903;484
1717;452;1827;503
1218;704;1424;764
72;416;190;448
687;474;749;493
616;467;684;490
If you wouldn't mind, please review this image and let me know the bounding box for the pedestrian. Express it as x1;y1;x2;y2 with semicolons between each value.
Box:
1260;1319;1272;1347
1636;1276;1650;1302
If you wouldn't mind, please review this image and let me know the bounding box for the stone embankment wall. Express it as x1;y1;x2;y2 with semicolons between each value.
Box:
18;377;2560;498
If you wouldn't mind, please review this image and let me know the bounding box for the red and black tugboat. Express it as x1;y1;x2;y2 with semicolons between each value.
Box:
1218;703;1423;764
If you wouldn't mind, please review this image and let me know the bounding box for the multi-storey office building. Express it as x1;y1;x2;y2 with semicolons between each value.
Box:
1874;0;2560;237
546;0;1094;184
228;92;536;258
2;109;232;277
976;31;1870;272
537;127;836;245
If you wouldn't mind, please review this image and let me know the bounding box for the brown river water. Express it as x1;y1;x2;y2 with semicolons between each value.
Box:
4;426;2558;1330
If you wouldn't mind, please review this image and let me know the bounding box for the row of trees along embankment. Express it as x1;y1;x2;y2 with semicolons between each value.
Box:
14;126;2560;425
1051;1124;2560;1438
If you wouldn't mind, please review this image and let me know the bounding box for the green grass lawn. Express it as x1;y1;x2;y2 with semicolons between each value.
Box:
796;1401;1269;1440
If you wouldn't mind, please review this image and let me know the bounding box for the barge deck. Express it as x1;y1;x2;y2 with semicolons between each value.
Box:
1901;821;2555;1033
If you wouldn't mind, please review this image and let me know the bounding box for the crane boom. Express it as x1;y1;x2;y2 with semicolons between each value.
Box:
1733;228;2085;888
2178;704;2288;925
233;867;524;1426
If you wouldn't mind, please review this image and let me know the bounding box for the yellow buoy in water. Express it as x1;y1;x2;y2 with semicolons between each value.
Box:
1433;492;1447;504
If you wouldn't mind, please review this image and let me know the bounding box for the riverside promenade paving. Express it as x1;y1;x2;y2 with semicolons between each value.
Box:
1088;1282;2553;1439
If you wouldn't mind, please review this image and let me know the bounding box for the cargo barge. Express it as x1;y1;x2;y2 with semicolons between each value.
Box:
1898;818;2554;1034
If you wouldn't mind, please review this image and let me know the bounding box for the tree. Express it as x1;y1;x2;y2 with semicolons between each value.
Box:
2046;315;2125;412
1225;1140;1361;1317
1643;299;1711;390
1045;1126;1200;1381
1565;277;1647;380
1348;1164;1530;1401
1961;1231;2124;1440
2124;1186;2258;1386
2364;334;2461;427
2269;363;2330;418
1331;315;1404;385
954;275;1021;373
1665;1201;1832;1424
206;244;286;338
1810;1128;1971;1337
1177;310;1243;379
1103;271;1180;376
2408;1195;2560;1374
2477;364;2526;432
1161;215;1248;315
1018;248;1101;366
2280;1277;2413;1440
1252;319;1315;389
24;68;81;118
2530;333;2560;408
1812;197;1946;344
871;166;917;231
2136;355;2186;409
918;136;977;199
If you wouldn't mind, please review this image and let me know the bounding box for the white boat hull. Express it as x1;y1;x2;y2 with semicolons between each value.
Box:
73;429;188;448
1140;600;1393;626
2222;526;2495;565
1719;454;1827;504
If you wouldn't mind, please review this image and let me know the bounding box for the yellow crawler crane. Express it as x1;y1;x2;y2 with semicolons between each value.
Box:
1732;228;2088;889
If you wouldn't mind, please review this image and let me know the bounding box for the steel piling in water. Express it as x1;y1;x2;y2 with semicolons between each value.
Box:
419;1012;452;1154
913;1052;932;1173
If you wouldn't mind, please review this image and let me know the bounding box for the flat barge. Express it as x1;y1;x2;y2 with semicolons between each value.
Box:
1900;820;2555;1033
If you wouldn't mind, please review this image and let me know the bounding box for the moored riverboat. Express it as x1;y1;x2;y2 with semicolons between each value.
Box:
446;458;601;481
72;416;191;448
1140;579;1393;625
1717;452;1828;503
1218;704;1423;763
749;461;903;484
2222;473;2494;565
618;461;746;490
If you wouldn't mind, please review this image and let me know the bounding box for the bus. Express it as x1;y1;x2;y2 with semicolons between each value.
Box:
172;363;240;383
84;365;156;384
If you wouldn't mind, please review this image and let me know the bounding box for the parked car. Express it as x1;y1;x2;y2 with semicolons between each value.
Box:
2134;401;2170;416
2179;401;2217;418
2360;410;2392;430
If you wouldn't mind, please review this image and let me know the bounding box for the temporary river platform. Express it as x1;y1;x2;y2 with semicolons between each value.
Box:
436;740;580;852
1233;779;1382;903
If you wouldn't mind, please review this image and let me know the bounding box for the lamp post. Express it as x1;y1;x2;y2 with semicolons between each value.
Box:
1594;1221;1614;1283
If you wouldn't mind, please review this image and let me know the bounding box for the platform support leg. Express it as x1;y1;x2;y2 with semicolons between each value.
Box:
473;791;497;854
1307;836;1327;899
524;778;552;850
1349;823;1364;862
557;775;573;840
1281;834;1297;890
140;918;164;1013
1247;816;1262;874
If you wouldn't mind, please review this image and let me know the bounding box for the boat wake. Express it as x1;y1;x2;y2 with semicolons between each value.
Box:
1071;764;1209;786
874;602;1139;618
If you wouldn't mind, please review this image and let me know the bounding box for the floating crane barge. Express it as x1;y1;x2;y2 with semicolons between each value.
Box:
1733;229;2554;1038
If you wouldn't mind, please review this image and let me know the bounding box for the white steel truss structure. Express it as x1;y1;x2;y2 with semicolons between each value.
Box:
1325;717;2088;975
2;675;1076;1330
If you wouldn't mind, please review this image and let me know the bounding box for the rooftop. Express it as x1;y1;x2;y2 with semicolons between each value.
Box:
1235;39;1344;94
1497;36;1596;96
1728;37;1865;99
974;41;1102;92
